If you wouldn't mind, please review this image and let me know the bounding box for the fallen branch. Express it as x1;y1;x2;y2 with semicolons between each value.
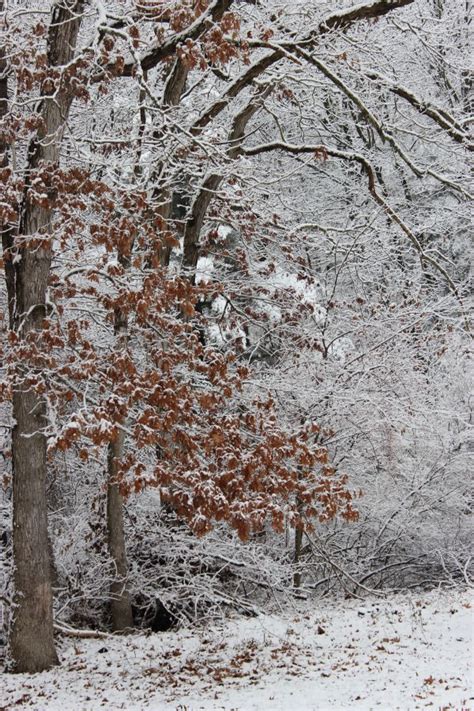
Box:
53;622;137;639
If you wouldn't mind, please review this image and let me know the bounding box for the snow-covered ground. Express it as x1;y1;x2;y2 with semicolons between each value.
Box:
1;588;472;710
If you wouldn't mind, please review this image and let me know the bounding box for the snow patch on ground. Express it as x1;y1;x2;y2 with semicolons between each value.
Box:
1;588;472;710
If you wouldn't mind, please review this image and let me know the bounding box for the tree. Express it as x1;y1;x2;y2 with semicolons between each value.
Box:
1;0;85;673
1;0;470;673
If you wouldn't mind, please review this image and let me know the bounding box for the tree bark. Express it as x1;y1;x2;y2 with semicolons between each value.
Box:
293;524;304;589
106;271;134;631
7;0;84;673
107;430;134;631
0;1;15;321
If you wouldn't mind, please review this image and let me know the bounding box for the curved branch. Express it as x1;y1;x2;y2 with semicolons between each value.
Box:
293;48;472;197
364;71;472;149
241;141;461;297
192;0;415;135
317;0;414;33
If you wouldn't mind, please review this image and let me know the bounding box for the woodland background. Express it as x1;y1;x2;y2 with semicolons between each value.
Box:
0;0;472;675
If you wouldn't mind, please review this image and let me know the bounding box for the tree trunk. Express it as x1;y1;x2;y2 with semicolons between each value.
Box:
0;30;15;323
104;61;190;628
182;87;271;282
10;388;59;672
6;0;84;673
107;431;133;631
293;524;304;589
106;302;133;632
293;472;304;589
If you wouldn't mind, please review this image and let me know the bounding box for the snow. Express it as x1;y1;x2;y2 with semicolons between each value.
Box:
1;588;472;710
195;257;215;286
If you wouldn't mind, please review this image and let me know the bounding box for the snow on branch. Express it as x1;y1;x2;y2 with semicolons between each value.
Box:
241;140;462;299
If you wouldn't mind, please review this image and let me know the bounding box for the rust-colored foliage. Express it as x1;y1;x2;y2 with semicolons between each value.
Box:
0;0;357;547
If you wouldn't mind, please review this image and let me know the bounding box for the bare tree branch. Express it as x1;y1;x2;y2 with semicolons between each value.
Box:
241;140;462;298
192;0;415;134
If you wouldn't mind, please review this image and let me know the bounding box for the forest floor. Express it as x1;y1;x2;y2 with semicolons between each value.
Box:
0;587;472;710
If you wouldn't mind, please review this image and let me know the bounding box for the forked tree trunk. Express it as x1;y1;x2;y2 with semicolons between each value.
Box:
4;0;84;673
182;86;272;281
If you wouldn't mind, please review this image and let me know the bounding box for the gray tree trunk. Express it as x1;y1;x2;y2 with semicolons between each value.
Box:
107;432;134;632
107;303;133;631
6;0;84;673
293;524;304;589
